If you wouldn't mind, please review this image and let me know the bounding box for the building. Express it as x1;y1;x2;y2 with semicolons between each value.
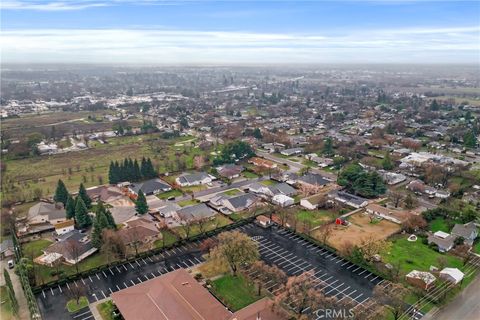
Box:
27;202;66;225
248;157;277;169
296;173;330;189
117;218;161;248
427;231;456;253
176;172;215;187
365;203;411;224
54;219;75;235
406;270;436;290
216;164;244;179
41;230;97;265
176;203;216;222
222;193;259;212
280;147;303;156
86;185;124;204
300;194;326;210
255;215;272;228
439;268;464;285
128;178;172;196
331;191;369;209
451;222;478;246
272;194;294;207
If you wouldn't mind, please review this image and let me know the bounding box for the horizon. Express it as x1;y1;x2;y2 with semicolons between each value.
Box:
1;0;479;64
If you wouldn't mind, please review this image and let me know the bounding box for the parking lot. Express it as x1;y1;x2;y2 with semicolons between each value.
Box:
237;223;385;319
36;241;206;320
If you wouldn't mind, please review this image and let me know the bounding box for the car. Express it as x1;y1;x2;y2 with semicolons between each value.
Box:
7;260;14;269
167;196;175;201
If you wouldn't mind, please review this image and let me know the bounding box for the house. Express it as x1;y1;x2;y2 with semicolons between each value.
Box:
270;183;297;197
378;170;407;185
296;173;330;188
117;218;161;248
110;205;137;224
176;172;215;187
365;203;411;224
216;164;244;179
272;194;294;207
41;230;97;265
451;222;478;246
248;183;272;196
439;268;464;285
331;191;369;209
176;203;216;222
262;142;286;153
222;193;259;212
255;215;272;228
305;154;333;168
248;157;277;169
0;239;14;259
128;178;172;196
86;185;124;203
406;270;436;290
111;268;284;320
54;219;75;235
280;147;303;156
27;202;66;225
300;194;326;210
427;231;456;252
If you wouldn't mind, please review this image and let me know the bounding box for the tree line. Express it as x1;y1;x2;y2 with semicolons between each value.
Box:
108;157;157;184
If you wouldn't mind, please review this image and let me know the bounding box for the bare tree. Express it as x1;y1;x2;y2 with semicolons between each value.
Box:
67;282;87;305
373;281;408;320
197;217;210;235
181;220;194;239
101;229;126;264
64;239;82;275
389;191;403;208
402;215;427;233
317;224;334;246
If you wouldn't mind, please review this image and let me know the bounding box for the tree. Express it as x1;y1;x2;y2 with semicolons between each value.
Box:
180;220;194;239
358;237;391;262
404;193;417;209
101;229;125;264
210;231;259;276
53;179;69;206
135;190;149;215
253;128;263;139
66;195;76;220
77;183;92;208
389;191;403;208
317;224;334;246
199;238;217;257
75;197;92;229
464;130;478;148
4;268;19;316
373;281;408;320
67;282;87;306
214;140;255;165
430;99;440;111
382;152;394;170
402;215;427;233
338;164;386;198
322;137;334;156
64;240;83;274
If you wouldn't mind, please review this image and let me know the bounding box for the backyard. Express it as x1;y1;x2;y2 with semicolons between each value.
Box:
210;274;264;311
295;209;335;228
173;215;232;239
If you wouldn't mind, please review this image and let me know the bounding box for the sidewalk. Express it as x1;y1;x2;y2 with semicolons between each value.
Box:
89;297;109;320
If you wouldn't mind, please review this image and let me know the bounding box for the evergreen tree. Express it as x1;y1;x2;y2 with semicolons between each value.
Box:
430;99;440;111
75;197;92;229
140;157;148;178
253;128;262;139
91;203;110;248
66;195;76;220
464;130;477;148
78;183;92;208
133;159;141;181
53;179;69;206
104;208;116;229
108;161;118;184
322;137;334;156
135;190;149;215
146;158;156;178
382;152;394;170
4;268;19;316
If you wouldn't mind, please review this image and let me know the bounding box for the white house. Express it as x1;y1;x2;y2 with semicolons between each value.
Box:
439;268;464;285
272;194;294;207
176;172;215;187
54;220;75;235
300;194;325;210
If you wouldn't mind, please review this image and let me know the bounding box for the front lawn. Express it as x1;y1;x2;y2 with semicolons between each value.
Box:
156;189;183;200
383;236;463;275
296;210;335;228
242;171;259;179
210;274;263;311
178;199;199;207
97;300;116;320
222;189;242;196
0;286;15;320
22;239;53;257
429;217;451;233
66;296;89;313
473;240;480;254
260;180;276;186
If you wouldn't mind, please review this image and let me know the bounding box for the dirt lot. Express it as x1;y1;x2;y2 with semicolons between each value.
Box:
313;212;401;251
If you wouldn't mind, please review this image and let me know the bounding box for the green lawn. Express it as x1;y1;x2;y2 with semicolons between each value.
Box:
0;286;15;320
296;210;335;228
97;300;116;320
173;215;232;239
22;239;53;257
178;199;200;207
211;275;264;311
242;171;259;179
154;230;179;248
66;297;89;313
473;241;480;254
429;217;451;233
260;180;276;186
222;189;242;196
383;237;463;275
156;189;183;200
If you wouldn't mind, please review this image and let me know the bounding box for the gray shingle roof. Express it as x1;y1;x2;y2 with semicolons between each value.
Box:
130;178;171;195
28;202;66;221
297;173;330;186
224;193;257;210
177;203;215;221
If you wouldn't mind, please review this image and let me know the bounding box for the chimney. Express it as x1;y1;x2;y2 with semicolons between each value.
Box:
256;312;261;320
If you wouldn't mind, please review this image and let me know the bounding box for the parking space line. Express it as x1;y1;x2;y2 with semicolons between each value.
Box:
130;280;135;286
116;285;121;291
109;288;113;294
81;278;86;284
50;287;54;296
136;260;141;267
101;290;106;299
358;269;367;276
66;283;70;290
370;275;379;282
89;275;93;282
353;293;364;302
73;310;91;318
194;257;202;263
58;285;62;293
123;264;128;271
137;277;143;283
346;264;356;270
129;262;134;268
96;273;100;280
144;274;149;281
352;266;361;272
109;268;114;275
182;261;189;268
123;282;128;288
116;266;121;273
142;258;147;265
74;280;78;287
42;290;45;298
102;271;107;278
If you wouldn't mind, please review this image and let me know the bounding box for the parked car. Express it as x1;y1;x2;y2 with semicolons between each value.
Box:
7;260;14;269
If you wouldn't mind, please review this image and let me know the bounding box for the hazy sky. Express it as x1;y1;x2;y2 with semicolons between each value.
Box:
1;0;479;64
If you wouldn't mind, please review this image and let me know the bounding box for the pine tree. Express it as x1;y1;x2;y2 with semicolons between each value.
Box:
104;208;116;229
382;152;394;170
146;158;156;178
141;157;148;178
66;195;76;220
135;190;149;215
133;159;141;181
75;197;92;229
3;268;18;316
108;161;118;184
91;203;110;248
53;179;69;206
78;183;92;208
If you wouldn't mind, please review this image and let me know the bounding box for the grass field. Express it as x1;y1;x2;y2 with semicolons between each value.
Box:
97;300;116;320
222;189;242;196
154;229;180;249
296;209;335;228
383;236;463;275
22;239;53;257
156;189;183;200
177;199;199;207
242;171;259;179
210;274;263;311
474;241;480;254
66;297;89;313
428;217;451;233
260;180;276;186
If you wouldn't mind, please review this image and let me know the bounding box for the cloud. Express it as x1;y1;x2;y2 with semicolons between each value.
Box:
1;0;180;11
1;26;479;63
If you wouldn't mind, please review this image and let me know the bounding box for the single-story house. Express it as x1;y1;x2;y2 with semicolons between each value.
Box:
365;203;411;224
42;230;97;265
176;203;216;222
300;194;326;210
86;185;124;203
248;157;277;169
248;182;296;198
222;193;259;213
128;178;172;196
157;203;181;218
305;154;333;168
54;219;75;235
216;164;244;179
27;202;66;225
272;194;294;207
439;268;464;285
406;270;436;290
110;205;137;225
451;222;478;246
117;218;161;247
331;191;369;209
176;172;215;187
427;231;456;253
296;173;330;189
280;147;303;156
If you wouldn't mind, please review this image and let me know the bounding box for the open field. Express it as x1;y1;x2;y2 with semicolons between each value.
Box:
314;212;401;250
296;209;335;228
3;134;206;203
210;274;263;311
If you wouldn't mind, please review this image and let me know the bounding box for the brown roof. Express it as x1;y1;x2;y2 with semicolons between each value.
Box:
229;298;286;320
111;268;232;320
54;219;74;229
117;224;159;245
248;157;276;168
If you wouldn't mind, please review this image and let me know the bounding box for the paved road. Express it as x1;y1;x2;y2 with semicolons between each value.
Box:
423;274;480;320
36;242;206;320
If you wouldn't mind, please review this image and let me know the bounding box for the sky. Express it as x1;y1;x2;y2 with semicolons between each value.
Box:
1;0;479;64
